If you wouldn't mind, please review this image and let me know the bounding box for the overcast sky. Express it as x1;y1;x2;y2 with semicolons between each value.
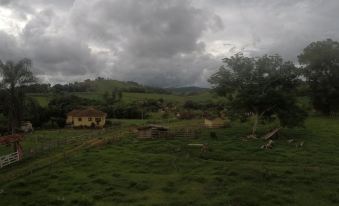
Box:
0;0;338;87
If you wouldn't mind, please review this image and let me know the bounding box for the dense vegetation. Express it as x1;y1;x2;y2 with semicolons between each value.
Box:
298;39;339;114
209;54;307;134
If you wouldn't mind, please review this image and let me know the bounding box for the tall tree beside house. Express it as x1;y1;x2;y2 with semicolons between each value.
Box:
0;58;36;133
298;39;339;114
103;89;123;105
209;53;307;135
101;89;123;118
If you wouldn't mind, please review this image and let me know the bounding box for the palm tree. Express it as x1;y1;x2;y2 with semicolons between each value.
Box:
0;58;36;134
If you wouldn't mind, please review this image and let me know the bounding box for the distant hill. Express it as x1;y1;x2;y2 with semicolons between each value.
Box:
26;78;210;95
89;79;170;94
166;86;210;95
88;79;144;93
27;79;218;107
89;80;210;95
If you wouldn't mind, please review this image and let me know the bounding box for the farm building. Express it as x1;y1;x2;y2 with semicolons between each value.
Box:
19;121;33;133
137;124;169;139
204;116;228;128
66;108;107;128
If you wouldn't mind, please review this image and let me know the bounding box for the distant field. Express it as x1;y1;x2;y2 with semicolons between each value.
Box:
121;91;217;103
1;116;339;205
29;91;220;107
28;93;53;107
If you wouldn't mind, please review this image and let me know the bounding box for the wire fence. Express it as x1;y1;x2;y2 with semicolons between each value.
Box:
0;131;103;169
23;134;95;159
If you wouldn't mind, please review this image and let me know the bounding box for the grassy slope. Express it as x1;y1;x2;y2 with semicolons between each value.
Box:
85;80;216;103
27;79;219;107
28;93;53;107
29;91;219;107
1;116;339;205
121;91;216;103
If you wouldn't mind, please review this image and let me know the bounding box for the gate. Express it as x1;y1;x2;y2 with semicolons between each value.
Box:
0;152;20;168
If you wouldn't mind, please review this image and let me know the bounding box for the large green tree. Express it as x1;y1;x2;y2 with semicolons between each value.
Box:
298;39;339;114
0;58;36;133
209;53;307;135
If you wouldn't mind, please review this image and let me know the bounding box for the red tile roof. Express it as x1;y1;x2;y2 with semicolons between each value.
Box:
67;108;107;117
0;134;24;144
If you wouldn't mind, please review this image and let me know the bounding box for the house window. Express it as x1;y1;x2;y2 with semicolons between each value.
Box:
88;117;92;121
78;118;82;122
95;118;101;122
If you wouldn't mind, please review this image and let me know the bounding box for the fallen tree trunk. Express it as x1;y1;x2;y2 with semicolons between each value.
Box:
262;128;281;140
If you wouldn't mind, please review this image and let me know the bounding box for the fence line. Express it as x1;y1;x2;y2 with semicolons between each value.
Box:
24;133;96;159
0;130;127;183
0;131;100;169
0;152;19;168
139;127;202;139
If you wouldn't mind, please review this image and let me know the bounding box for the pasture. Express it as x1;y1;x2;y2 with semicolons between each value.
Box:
1;116;339;205
28;91;219;107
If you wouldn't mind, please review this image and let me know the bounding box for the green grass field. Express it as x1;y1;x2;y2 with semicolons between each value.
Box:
1;116;339;205
29;91;219;107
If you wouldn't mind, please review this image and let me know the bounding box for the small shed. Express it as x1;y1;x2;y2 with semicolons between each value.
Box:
137;124;169;139
19;121;33;133
204;116;228;128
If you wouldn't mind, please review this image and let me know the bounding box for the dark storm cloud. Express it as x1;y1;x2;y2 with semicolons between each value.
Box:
20;9;103;76
0;0;339;86
67;0;223;86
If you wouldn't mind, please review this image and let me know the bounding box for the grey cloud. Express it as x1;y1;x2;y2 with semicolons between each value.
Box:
67;0;222;86
0;0;339;87
113;52;220;87
0;0;74;21
202;0;339;61
0;31;22;61
70;0;219;58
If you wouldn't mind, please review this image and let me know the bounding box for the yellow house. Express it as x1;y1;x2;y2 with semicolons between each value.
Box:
204;117;228;128
66;108;107;128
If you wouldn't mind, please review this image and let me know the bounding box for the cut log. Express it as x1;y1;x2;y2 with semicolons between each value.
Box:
300;141;304;147
262;128;281;140
295;141;305;148
187;143;209;153
287;139;294;144
247;134;257;139
261;140;274;149
188;144;204;147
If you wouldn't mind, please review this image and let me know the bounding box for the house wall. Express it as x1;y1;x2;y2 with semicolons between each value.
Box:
66;116;73;124
204;118;226;128
69;116;106;128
